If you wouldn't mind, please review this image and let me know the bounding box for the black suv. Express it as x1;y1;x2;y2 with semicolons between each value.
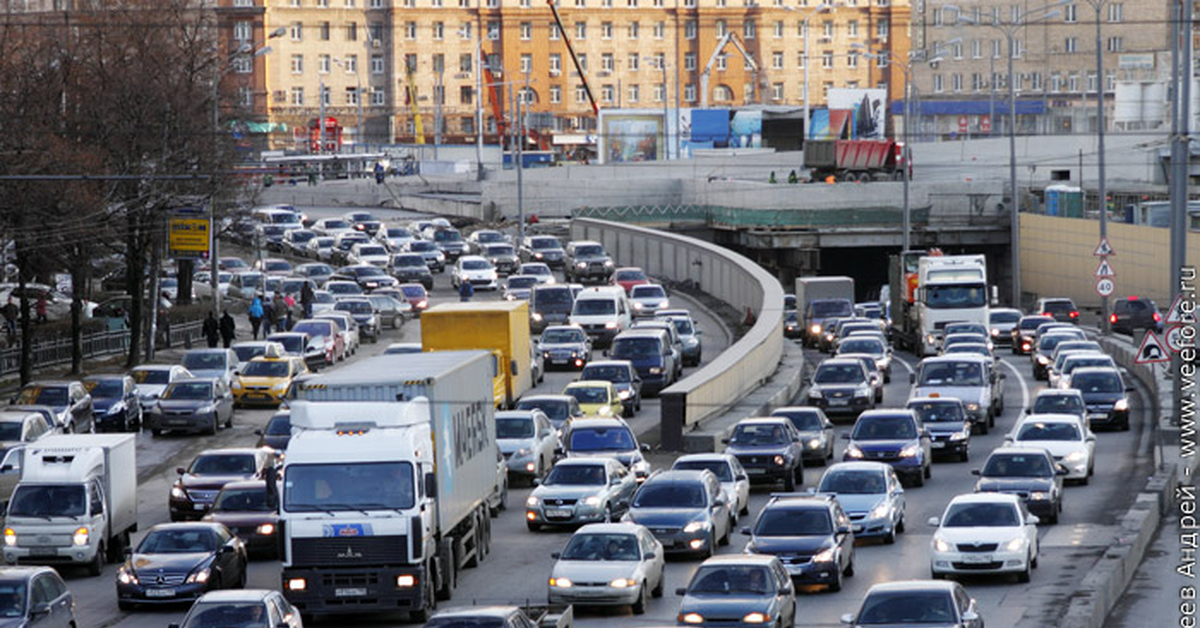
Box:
1110;296;1164;335
1069;366;1133;431
722;418;804;490
1036;298;1080;323
741;493;855;592
972;447;1066;524
390;253;434;290
1011;315;1055;355
530;284;575;333
520;235;567;267
564;241;615;284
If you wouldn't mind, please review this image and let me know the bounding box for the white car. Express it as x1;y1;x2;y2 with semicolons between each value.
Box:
1004;414;1095;482
310;290;337;315
496;409;559;482
348;243;391;268
131;364;194;408
305;236;335;261
452;255;499;291
314;311;361;355
192;271;232;299
929;493;1040;582
629;284;670;318
376;225;416;251
311;217;354;237
519;262;556;285
176;589;303;628
671;453;751;518
547;523;665;614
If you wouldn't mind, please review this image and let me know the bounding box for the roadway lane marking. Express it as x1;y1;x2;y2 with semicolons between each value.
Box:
893;354;916;376
1001;358;1031;415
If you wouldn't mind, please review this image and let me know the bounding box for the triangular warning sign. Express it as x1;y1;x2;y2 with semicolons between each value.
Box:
1093;238;1115;257
1166;293;1197;325
1094;259;1116;278
1135;331;1170;364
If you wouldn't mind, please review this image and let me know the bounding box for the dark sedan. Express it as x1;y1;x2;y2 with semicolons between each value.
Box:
254;412;291;452
537;326;592;371
722;418;804;491
390;253;434;290
520;235;566;267
742;493;855;592
1069;367;1133;431
201;481;280;558
973;447;1066;524
841;580;983;628
335;264;397;292
146;379;234;437
83;374;141;432
1010;315;1055;355
169;449;273;521
116;523;248;610
675;555;796;628
482;243;521;276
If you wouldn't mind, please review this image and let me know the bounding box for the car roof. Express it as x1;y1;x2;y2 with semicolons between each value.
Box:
643;469;710;485
569;417;628;429
544;324;585;332
735;417;791;427
133;364;184;372
575;522;645;535
520;394;574;403
697;553;779;566
947;492;1021;505
907;397;965;406
495;410;540;420
196;447;264;458
216;479;268;491
25;380;74;387
920;355;991;364
818;357;866;367
1034;388;1084;398
147;521;229;533
616;329;667;340
431;607;522;619
553;457;612;467
674;453;736;464
1018;413;1085;424
856;409;917;420
83;374;129;381
865;580;959;595
582;360;635;370
1070;366;1122;377
195;589;277;603
0;566;57;579
823;461;892;474
566;380;615;389
988;446;1053;458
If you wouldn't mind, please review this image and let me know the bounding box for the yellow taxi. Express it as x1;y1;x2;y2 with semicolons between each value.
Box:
561;380;624;418
232;356;308;407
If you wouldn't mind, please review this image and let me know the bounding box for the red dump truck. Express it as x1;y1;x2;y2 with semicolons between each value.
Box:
803;139;910;182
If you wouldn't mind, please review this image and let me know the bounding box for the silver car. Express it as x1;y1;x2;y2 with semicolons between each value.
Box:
837;335;893;383
131;364;194;409
629;284;669;318
525;458;637;531
625;469;733;558
180;349;241;388
771;406;836;465
909;355;1003;431
496;409;559;484
547;523;665;613
672;453;751;518
817;462;906;544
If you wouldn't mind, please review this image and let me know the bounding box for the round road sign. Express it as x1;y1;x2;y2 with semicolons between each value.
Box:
1166;325;1191;353
1096;277;1115;297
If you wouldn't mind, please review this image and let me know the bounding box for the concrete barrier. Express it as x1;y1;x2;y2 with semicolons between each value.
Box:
571;218;785;450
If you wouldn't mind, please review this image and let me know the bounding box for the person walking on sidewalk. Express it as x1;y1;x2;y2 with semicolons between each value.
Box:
2;297;16;341
202;312;220;348
34;295;47;324
270;293;286;335
248;295;265;339
300;281;314;319
219;311;236;348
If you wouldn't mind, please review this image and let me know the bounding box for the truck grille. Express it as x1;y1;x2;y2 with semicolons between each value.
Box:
291;535;408;566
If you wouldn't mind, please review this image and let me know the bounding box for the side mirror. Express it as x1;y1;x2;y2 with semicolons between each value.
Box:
961;611;980;622
551;552;561;559
1125;385;1136;392
721;438;731;445
970;469;981;476
841;433;851;440
1056;464;1069;475
168;624;182;628
927;516;940;527
511;359;519;376
837;525;851;535
220;545;235;554
736;474;748;481
840;614;856;625
640;443;651;453
644;552;657;559
29;603;50;618
1027;514;1040;525
425;472;438;498
176;467;186;475
1024;408;1032;414
254;429;263;436
532;478;542;486
909;373;916;384
780;583;794;595
1086;434;1096;442
124;547;133;557
675;588;688;596
740;526;752;535
0;465;10;473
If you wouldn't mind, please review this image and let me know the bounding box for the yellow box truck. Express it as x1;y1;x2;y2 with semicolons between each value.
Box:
422;301;533;407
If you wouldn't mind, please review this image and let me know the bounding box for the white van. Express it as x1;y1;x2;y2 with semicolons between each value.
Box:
569;286;632;348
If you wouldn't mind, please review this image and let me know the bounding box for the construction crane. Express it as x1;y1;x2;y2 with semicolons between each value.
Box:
699;32;760;108
546;0;599;116
405;66;425;144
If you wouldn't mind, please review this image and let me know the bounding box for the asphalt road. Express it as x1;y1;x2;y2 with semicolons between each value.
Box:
65;210;732;628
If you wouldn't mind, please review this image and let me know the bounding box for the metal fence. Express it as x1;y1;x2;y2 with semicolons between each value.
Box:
0;319;204;378
574;204;936;230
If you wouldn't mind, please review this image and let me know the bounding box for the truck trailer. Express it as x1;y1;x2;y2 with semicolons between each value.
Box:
803;139;909;182
421;301;533;407
795;276;855;348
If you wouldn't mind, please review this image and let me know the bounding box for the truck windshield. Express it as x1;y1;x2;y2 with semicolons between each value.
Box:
810;301;853;317
924;284;987;309
285;462;415;512
918;362;984;387
9;485;86;518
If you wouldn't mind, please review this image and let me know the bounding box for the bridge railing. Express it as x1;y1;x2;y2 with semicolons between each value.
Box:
571;218;785;450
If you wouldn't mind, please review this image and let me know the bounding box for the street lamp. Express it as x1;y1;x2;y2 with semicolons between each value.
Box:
458;25;487;180
952;1;1065;308
1081;0;1111;333
783;3;837;135
332;57;364;148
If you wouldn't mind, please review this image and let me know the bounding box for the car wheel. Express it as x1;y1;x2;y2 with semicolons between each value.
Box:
631;584;647;615
883;527;896;545
896;515;905;533
87;544;105;577
783;468;796;492
652;573;664;598
526;520;540;533
623;404;635;418
913;471;925;487
930;570;944;580
151;427;162;437
1017;556;1032;583
207;415;218;436
118;601;135;611
960;449;970;463
828;565;843;592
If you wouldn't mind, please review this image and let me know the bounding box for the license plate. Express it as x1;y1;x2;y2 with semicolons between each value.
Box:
194;504;207;510
931;441;946;448
546;509;571;518
29;548;55;557
785;564;806;575
829;398;849;406
551;359;569;365
336;588;367;597
146;588;176;598
745;468;766;475
1089;413;1108;420
961;554;992;564
853;525;864;532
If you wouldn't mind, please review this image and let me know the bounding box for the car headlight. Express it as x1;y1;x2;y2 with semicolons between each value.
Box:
617;389;632;400
869;501;890;520
807;438;822;449
257;523;276;535
633;302;644;310
171;486;186;499
991;328;1001;336
1030;491;1049;501
898;443;920;458
186;567;211;584
117;567;138;585
609;578;636;588
683;521;709;534
72;527;89;546
583;495;603;507
576;262;587;269
648;367;662;374
812;547;836;562
933;537;952;552
743;612;770;624
965;403;980;412
855;385;870;399
604;260;614;267
272;381;289;391
1005;537;1028;552
810;324;822;335
1114;398;1129;411
659;300;669;308
197;404;215;414
926;334;937;345
1065;451;1087;463
1037;355;1050;365
531;313;543;322
949;428;970;441
3;528;14;547
681;613;704;624
107;403;125;415
549;577;573;588
534;252;544;259
773;455;787;466
845;443;864;459
526;496;540;507
598;405;613;416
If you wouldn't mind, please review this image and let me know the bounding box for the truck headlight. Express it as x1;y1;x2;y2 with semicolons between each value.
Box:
576;262;587;269
1037;355;1050;365
1030;491;1048;501
256;523;276;535
513;448;532;459
965;403;980;412
604;260;614;267
396;575;417;587
531;313;543;322
4;528;15;547
648;367;662;374
72;527;89;547
286;578;307;591
810;324;822;335
604;321;618;329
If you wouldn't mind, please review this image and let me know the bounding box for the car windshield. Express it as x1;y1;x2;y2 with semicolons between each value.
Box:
730;424;788;445
568;426;635;451
925;284;988;309
395;255;425;268
942;502;1020;527
755;507;832;535
1033;395;1085;414
183;352;228;371
347;213;373;222
424;619;503;628
819;470;886;494
516;400;569;422
1071;371;1122;393
0;582;25;618
688;566;773;595
434;230;462;243
575;245;604;257
271;335;304;354
285;461;415;511
213;487;271;512
265;415;291;435
582;365;631;383
163;382;214;400
523;265;550;276
14;387;67;406
328;283;362;295
314;238;334;248
674;460;733;481
241;361;290;378
561;533;640;561
84;380;124;397
774;410;822;431
138;529;216;554
322;220;350;229
1016;422;1081;442
475;231;504;243
857;591;957;625
666;318;694;335
535;288;572;305
531;237;560;250
508;276;538;289
908;402;965;423
633;482;706;508
231;346;267;362
485;245;515;256
1020;317;1054;331
132;369;170;385
918;362;984;386
616;270;646;281
336;301;374;315
410;241;435;252
292;321;331;338
496;417;534;439
1038;335;1078;353
631;286;666;300
983;454;1052;477
542;329;585;344
814;364;864;384
313;292;335;304
462;259;491;270
545;464;606;485
400;285;426;298
265;261;290;272
1064;357;1114;374
357;246;387;256
289;231;316;243
945;345;990;357
8;485;86;517
190;454;257;475
387;228;412;238
852;416;917;440
183;602;271;628
991;311;1021;324
840;339;884;355
611;337;661;358
812;300;853;317
565;386;609;404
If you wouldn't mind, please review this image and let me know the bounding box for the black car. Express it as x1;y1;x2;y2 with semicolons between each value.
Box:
432;228;469;260
520;235;566;267
344;211;381;235
784;310;802;339
255;412;292;451
530;284;575;334
907;398;974;461
1069;367;1133;431
169;449;274;521
334;264;397;292
842;581;983;628
1011;315;1055;355
537;325;592;371
83;374;142;432
0;566;76;627
1111;296;1164;335
482;243;520;276
116;523;248;609
391;253;434;289
722;418;804;491
742;493;855;592
1036;298;1080;323
333;299;381;343
12;380;93;434
201;481;281;558
1032;331;1085;380
564;241;615;284
972;447;1066;524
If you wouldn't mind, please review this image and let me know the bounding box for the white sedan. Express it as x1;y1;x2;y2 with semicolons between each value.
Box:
671;453;751;518
452;255;499;291
1005;414;1096;482
929;493;1040;582
547;523;665;614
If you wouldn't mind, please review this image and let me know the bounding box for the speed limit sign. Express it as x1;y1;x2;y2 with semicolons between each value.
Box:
1096;277;1115;297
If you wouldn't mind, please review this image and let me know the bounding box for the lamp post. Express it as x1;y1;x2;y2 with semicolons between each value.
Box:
657;57;670;159
1081;0;1110;333
954;2;1065;308
332;56;364;148
784;4;837;136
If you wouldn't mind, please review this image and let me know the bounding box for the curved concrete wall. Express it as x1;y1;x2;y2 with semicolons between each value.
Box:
571;218;785;450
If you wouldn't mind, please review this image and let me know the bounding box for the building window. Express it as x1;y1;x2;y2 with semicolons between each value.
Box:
877;19;888;38
797;51;805;68
821;51;833;68
321;85;331;105
345;54;358;73
233;56;252;73
346;22;358;41
932;73;943;92
876;53;887;67
971;39;982;58
1107;3;1122;22
1106;70;1115;91
1106;36;1122;52
601;21;613;39
628;84;639;102
575;21;586;40
520;22;532;39
577;53;587;70
290;86;304;105
520;53;533;73
685;20;697;39
319;21;330;40
489;21;501;40
847;20;857;37
684;53;696;71
684;0;694;7
233;20;251;42
346;0;356;6
1064;37;1077;53
773;20;784;38
317;0;328;6
602;53;614;71
772;51;783;69
716;53;727;70
952;73;962;92
550;23;561;39
716;19;727;37
461;116;474;133
822;20;833;38
847;51;858;68
405;21;417;39
713;85;732;101
521;0;530;6
459;22;472;39
628;21;639;39
369;22;383;40
369;0;384;6
601;84;614;103
373;55;385;74
486;54;501;72
822;81;832;99
1087;71;1097;93
550;53;562;73
771;82;783;100
550;85;562;103
576;85;588;102
743;20;755;39
1013;39;1023;58
1051;72;1062;92
291;54;304;74
654;21;665;39
289;22;302;41
685;83;696;101
653;52;665;69
237;86;253;107
1068;72;1079;92
433;22;444;39
433;84;445;105
346;87;359;105
1031;71;1042;90
318;55;331;73
952;41;962;59
653;83;664;101
628;53;639;70
1063;3;1076;22
406;54;419;73
992;39;1002;58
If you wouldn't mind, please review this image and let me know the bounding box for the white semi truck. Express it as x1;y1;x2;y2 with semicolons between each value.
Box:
3;434;138;575
890;252;992;356
278;350;498;621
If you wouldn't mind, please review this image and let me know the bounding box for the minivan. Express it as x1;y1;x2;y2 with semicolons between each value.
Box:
608;329;677;395
569;286;631;348
530;284;576;333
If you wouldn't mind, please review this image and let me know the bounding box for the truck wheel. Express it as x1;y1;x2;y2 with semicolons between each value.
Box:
436;539;455;601
87;544;105;577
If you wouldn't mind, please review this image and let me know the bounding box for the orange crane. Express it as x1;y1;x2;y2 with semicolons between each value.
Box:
546;0;598;116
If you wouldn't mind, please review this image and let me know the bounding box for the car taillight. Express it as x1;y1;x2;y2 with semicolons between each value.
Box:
1153;312;1162;322
1070;311;1079;318
1110;314;1118;324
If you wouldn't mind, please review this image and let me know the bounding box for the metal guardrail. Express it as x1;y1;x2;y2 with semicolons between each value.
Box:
574;204;935;230
0;319;204;378
571;218;785;450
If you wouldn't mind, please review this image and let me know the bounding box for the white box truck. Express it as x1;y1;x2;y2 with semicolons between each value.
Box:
278;351;498;621
3;434;137;575
795;276;855;348
889;252;991;356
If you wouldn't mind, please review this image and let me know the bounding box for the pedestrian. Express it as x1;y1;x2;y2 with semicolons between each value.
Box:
374;161;385;184
219;310;236;348
271;293;286;335
768;171;777;184
300;281;314;319
248;295;265;339
202;311;220;348
2;297;17;341
459;280;474;302
34;295;47;324
788;170;799;184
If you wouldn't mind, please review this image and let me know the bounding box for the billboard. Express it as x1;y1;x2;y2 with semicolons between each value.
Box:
168;207;211;260
598;111;664;164
827;88;888;140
